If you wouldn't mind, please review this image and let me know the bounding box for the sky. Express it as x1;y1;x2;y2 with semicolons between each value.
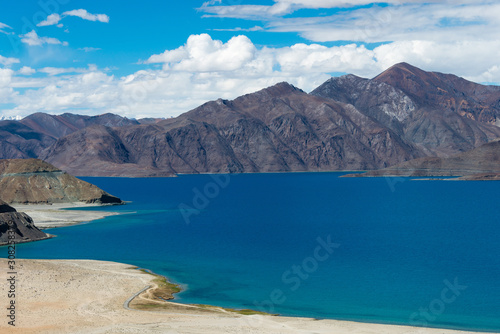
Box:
1;0;500;119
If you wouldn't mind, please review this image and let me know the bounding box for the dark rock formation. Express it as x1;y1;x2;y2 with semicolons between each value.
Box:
0;159;123;204
0;200;16;213
0;200;51;245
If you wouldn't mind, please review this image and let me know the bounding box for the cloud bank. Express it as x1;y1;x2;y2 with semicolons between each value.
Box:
3;32;500;119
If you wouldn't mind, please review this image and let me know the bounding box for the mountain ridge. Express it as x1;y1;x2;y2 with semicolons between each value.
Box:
1;63;499;177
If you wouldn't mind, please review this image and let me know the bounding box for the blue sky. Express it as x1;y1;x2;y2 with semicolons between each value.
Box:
1;0;500;119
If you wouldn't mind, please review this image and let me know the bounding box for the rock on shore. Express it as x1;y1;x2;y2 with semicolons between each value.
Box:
0;200;50;245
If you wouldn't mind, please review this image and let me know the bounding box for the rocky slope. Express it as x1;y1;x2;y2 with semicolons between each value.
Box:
0;200;51;245
0;159;123;204
311;64;500;157
374;63;500;124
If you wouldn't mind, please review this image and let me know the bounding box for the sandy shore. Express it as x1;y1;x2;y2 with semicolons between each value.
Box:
0;259;493;334
11;203;122;229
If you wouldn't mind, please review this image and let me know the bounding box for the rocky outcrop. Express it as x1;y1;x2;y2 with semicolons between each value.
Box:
0;159;123;204
0;200;16;213
0;200;51;245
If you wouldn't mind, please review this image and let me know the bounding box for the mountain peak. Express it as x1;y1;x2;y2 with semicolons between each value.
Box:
374;62;427;81
390;62;418;70
262;82;304;96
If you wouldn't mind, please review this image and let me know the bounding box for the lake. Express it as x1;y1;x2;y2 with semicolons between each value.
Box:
10;173;500;332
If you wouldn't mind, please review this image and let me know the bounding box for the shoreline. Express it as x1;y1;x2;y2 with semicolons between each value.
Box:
11;202;124;229
1;258;494;334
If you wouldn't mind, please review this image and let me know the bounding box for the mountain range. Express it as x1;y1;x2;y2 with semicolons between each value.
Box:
1;63;499;177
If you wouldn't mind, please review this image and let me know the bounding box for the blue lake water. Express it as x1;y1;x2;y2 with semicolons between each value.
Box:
6;173;500;332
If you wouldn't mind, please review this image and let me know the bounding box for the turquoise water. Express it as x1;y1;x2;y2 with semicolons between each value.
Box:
5;173;500;332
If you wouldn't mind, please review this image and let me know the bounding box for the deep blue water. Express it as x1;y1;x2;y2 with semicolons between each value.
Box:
5;173;500;332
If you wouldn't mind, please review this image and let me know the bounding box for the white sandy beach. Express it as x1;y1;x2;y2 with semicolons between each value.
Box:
0;258;493;334
12;203;122;229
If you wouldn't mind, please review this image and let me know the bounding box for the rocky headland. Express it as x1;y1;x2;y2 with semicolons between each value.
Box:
0;159;123;204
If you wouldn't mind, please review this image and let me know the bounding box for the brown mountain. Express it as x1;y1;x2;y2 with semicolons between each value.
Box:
1;63;500;176
0;200;51;245
0;120;56;159
0;159;123;204
374;63;500;124
40;82;422;176
0;113;139;162
311;64;500;157
20;112;140;139
38;125;171;177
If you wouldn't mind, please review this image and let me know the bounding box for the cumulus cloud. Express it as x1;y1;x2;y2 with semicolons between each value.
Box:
4;34;500;119
145;34;257;72
0;55;20;67
18;66;36;76
20;30;68;46
0;68;16;100
37;13;62;27
63;9;110;23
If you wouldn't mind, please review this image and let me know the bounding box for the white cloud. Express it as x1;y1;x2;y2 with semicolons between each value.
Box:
39;65;97;76
78;47;102;52
0;55;20;67
0;68;16;100
199;0;411;19
145;34;257;72
200;1;500;44
18;66;36;76
212;26;264;32
268;2;500;43
0;22;13;34
36;9;109;28
37;13;62;27
4;34;500;119
20;30;68;46
63;9;110;23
